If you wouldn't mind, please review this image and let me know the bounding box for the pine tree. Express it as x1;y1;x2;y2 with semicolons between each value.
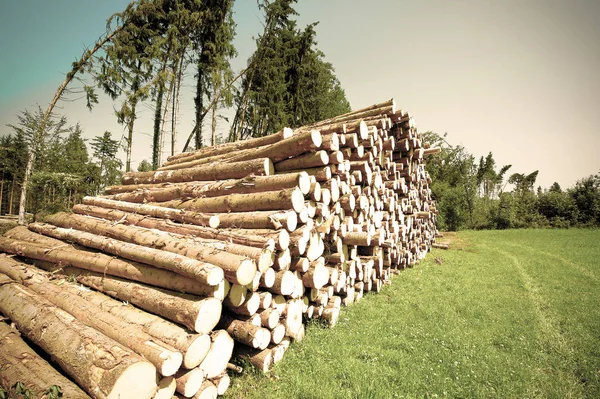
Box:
91;131;123;194
231;0;350;140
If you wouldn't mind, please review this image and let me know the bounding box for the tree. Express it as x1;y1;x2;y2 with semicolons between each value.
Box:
569;173;600;225
230;0;350;141
137;159;153;172
15;14;129;224
422;132;477;230
190;0;236;150
91;131;122;193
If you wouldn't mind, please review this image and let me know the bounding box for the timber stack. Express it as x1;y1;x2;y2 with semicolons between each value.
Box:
0;99;439;398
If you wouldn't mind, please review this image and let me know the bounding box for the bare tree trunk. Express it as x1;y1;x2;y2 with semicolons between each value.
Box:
125;100;137;173
0;179;3;214
9;178;15;215
172;47;186;157
211;83;219;146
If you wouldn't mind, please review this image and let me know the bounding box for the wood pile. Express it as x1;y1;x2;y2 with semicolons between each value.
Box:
0;99;439;398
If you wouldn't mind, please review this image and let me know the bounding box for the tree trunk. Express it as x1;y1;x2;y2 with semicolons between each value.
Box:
0;321;90;399
42;212;257;286
9;177;16;215
81;196;219;228
211;84;218;146
122;158;273;185
0;274;157;399
107;171;310;199
0;231;226;299
125;100;137;173
153;83;165;170
48;266;222;334
0;258;183;377
17;27;123;225
153;187;305;214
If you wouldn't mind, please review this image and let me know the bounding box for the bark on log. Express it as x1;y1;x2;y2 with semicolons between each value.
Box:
0;259;183;376
44;266;221;334
17;265;212;369
235;346;272;373
165;127;293;165
152;187;305;214
41;213;256;286
274;150;329;172
218;314;271;349
0;234;226;299
215;210;297;231
81;196;219;228
0;321;90;399
0;274;157;399
26;222;225;287
122;158;274;185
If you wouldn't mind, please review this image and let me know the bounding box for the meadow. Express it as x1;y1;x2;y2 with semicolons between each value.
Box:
226;229;600;398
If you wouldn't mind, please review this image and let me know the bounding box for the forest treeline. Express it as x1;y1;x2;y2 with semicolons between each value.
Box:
0;0;350;220
424;132;600;230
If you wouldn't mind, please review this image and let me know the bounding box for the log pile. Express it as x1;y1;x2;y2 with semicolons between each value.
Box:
0;99;439;398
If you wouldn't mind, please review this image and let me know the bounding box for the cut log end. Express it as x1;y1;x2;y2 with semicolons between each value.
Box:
291;188;306;213
208;215;220;229
161;350;184;377
200;330;235;379
184;334;212;369
108;361;157;399
175;367;204;398
153;376;176;399
311;129;322;148
264;158;275;176
195;298;223;334
236;259;258;286
298;172;311;195
195;381;218;399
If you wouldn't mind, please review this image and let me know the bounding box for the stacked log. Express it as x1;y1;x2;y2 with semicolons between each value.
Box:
0;99;439;397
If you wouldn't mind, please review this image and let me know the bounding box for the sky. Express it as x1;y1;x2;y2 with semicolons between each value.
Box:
1;0;599;189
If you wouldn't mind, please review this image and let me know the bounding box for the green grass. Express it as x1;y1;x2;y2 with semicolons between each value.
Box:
225;229;600;399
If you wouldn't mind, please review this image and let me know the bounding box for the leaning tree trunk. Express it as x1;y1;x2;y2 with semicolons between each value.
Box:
17;28;123;225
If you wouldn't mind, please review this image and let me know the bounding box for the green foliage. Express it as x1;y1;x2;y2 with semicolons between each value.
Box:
90;131;123;193
569;174;600;226
3;108;102;216
137;159;153;172
424;131;600;230
231;0;350;140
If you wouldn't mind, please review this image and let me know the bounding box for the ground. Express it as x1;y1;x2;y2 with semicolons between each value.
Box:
225;229;600;398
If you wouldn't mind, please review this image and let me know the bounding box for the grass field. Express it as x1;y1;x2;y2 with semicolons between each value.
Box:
225;229;600;398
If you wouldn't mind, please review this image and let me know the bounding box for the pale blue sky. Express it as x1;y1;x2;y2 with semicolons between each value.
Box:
1;0;599;189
